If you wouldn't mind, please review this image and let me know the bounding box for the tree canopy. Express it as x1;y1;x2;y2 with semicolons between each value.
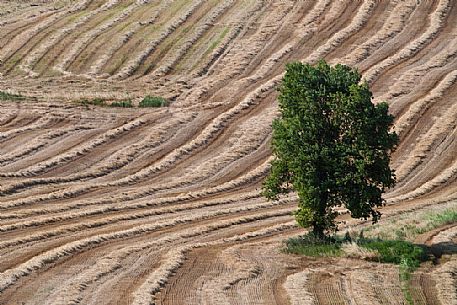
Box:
263;60;398;237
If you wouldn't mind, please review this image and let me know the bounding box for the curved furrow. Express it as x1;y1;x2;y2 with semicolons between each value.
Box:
55;0;143;76
157;231;303;305
85;0;173;76
181;0;366;114
340;0;418;67
177;0;329;109
0;116;60;142
0;113;42;132
0;1;76;42
0;74;278;204
0;116;147;179
133;222;298;305
393;98;457;184
0;108;196;194
0;10;60;46
136;0;228;77
112;221;296;305
39;218;295;305
391;70;457;138
151;0;245;77
1;154;268;223
0;194;278;272
0;125;93;167
17;0;124;76
0;189;260;233
4;217;296;305
386;121;457;203
0;153;271;238
376;35;457;110
0;176;276;256
113;0;206;78
177;0;265;77
0;153;271;213
0;0;97;75
370;1;457;99
0;126;104;174
0;97;271;198
386;70;457;193
240;0;332;85
0;198;294;264
305;0;377;63
1;121;270;229
362;0;452;85
0;199;295;293
32;0;128;77
0;159;263;220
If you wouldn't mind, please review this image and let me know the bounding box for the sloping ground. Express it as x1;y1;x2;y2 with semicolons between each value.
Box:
0;0;457;304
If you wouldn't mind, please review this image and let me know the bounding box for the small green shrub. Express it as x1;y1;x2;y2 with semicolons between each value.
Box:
139;96;168;108
0;91;25;101
358;239;427;267
110;100;133;108
286;233;428;266
284;233;343;257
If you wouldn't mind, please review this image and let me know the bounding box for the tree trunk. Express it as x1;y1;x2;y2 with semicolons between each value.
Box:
312;223;325;239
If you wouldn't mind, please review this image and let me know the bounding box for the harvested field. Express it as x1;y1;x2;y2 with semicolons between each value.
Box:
0;0;457;304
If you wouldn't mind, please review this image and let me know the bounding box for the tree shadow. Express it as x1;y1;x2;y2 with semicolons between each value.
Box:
422;241;457;262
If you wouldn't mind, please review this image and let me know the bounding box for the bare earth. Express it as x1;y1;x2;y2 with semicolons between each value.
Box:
0;0;457;304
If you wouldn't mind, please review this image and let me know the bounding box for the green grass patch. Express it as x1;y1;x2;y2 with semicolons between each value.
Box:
399;257;415;305
285;233;428;267
139;96;168;108
0;91;25;101
358;239;427;267
284;233;344;257
110;100;133;108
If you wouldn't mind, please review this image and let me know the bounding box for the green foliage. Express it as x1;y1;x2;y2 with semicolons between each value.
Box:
0;91;25;101
358;239;427;267
139;96;168;108
263;60;398;236
399;257;415;305
285;232;428;269
110;100;133;108
284;233;343;257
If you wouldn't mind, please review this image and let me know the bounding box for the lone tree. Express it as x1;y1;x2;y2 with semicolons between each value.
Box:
263;60;398;237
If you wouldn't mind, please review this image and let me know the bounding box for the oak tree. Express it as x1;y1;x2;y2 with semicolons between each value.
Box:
263;60;398;237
